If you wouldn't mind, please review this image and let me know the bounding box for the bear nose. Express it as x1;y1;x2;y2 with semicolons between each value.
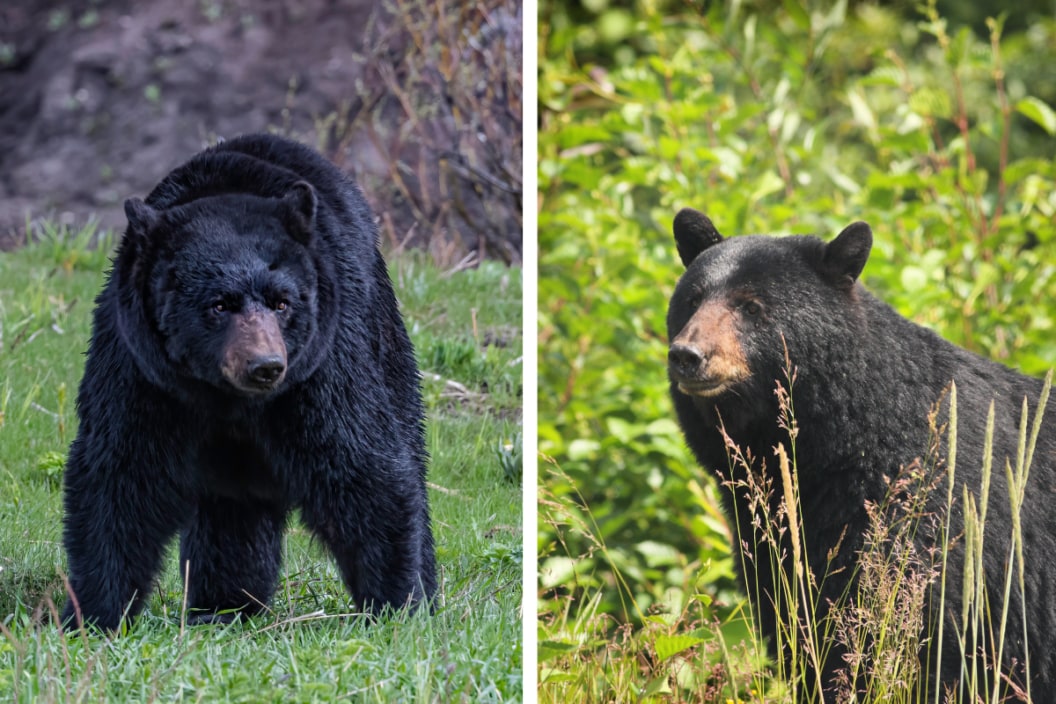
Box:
247;356;286;385
668;343;704;374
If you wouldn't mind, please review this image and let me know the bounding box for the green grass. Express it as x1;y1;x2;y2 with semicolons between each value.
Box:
0;223;523;702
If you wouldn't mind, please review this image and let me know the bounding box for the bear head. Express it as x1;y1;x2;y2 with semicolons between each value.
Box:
666;208;873;405
117;182;322;398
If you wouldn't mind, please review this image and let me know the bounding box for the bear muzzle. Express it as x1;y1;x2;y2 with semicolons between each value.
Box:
669;301;751;397
669;343;729;397
223;351;288;395
221;310;289;395
245;354;287;386
668;340;750;398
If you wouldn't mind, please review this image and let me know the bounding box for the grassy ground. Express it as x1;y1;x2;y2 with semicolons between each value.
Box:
0;223;523;702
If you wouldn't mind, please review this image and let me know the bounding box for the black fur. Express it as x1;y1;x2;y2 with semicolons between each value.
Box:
61;134;436;630
667;209;1056;695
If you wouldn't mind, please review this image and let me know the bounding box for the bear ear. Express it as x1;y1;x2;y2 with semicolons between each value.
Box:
281;181;317;245
822;221;873;289
673;208;723;268
124;198;160;244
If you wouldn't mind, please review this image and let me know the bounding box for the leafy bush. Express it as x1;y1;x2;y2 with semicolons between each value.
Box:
538;0;1056;699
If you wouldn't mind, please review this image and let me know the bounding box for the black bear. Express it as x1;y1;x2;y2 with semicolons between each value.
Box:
61;133;436;631
666;209;1056;696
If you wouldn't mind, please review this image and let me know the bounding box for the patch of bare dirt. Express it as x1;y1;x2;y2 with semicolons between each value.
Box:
0;0;522;262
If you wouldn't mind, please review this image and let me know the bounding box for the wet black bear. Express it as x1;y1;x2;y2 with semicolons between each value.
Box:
62;134;436;630
666;208;1056;696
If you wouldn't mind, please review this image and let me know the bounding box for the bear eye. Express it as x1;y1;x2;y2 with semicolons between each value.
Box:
742;300;762;317
274;299;289;312
212;301;227;314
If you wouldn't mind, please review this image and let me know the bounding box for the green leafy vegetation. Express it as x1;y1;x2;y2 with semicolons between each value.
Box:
0;224;523;701
538;0;1056;700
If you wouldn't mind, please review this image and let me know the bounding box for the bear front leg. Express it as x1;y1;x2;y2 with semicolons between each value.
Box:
300;463;436;614
61;442;184;632
179;496;287;624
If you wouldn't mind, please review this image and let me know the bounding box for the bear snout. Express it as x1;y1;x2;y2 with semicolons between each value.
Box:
246;355;287;386
668;342;727;396
669;343;705;378
221;310;288;394
669;302;751;397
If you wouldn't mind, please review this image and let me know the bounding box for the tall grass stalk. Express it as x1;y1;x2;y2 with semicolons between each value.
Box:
933;383;957;704
773;354;826;699
1002;370;1051;702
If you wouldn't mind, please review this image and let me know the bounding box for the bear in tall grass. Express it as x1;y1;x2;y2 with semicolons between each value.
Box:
61;134;436;631
666;208;1056;696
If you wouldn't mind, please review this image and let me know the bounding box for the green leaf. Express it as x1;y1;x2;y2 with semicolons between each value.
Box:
782;0;810;30
645;418;681;436
538;640;580;664
1016;96;1056;136
653;633;705;661
636;539;682;567
900;265;928;293
908;87;951;119
847;89;876;134
567;438;601;460
639;674;672;697
749;170;785;203
825;166;860;194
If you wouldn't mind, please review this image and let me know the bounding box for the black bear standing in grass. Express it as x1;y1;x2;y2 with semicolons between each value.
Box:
61;134;436;631
666;209;1056;696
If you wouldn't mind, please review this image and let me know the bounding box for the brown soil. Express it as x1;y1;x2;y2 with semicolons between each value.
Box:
0;0;522;262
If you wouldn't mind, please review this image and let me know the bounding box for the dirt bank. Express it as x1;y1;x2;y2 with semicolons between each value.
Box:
0;0;522;262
